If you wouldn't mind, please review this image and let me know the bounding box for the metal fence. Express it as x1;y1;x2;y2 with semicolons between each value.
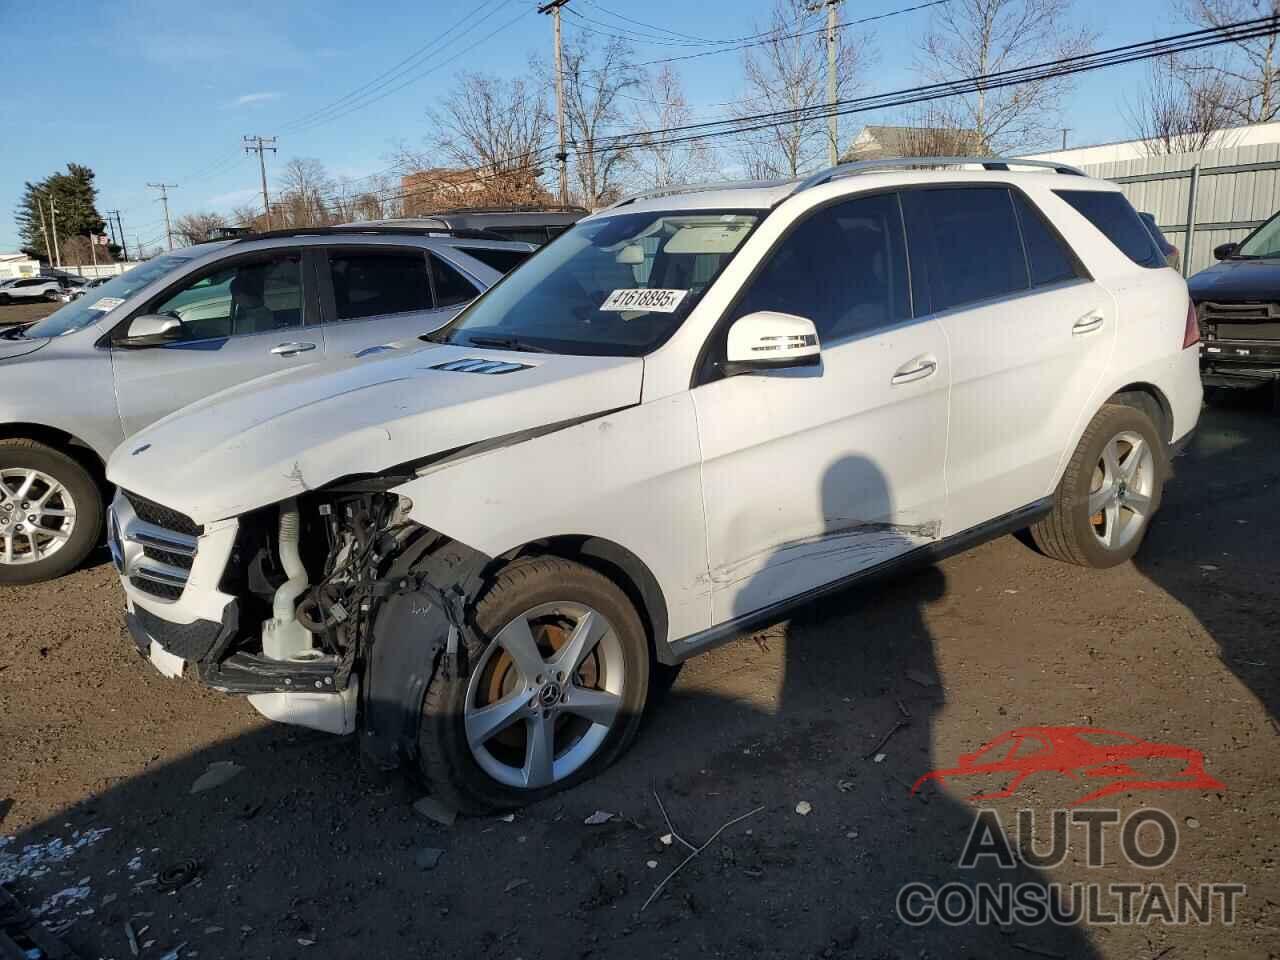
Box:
1078;143;1280;278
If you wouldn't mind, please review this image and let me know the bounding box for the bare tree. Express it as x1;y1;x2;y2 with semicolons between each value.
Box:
894;108;990;156
172;211;227;246
423;70;552;209
562;37;642;206
277;158;336;227
1184;0;1280;123
918;0;1096;153
630;66;719;188
230;204;267;231
732;0;870;178
1125;54;1237;154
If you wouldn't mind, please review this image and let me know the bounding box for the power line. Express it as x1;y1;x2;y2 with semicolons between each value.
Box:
285;1;530;135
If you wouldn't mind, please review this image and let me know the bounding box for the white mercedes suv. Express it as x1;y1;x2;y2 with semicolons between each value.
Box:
107;158;1202;811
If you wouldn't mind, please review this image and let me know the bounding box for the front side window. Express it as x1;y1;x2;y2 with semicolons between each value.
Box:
729;193;910;342
434;209;761;356
148;253;302;340
329;249;431;322
902;187;1029;314
1054;189;1165;268
1233;210;1280;258
24;253;195;338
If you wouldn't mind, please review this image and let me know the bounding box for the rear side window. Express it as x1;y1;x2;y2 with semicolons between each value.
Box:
492;227;550;245
1054;189;1164;268
328;250;431;322
1012;192;1083;287
430;254;479;307
901;187;1028;313
456;246;532;274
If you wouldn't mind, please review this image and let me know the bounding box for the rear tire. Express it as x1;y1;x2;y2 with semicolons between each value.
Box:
1031;403;1166;568
0;440;103;584
417;556;650;814
0;294;10;305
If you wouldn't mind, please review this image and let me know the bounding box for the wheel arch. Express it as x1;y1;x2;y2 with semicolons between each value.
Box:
0;422;110;498
505;534;676;666
1107;382;1173;443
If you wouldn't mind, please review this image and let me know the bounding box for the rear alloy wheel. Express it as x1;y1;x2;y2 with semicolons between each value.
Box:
1031;403;1166;568
418;556;649;813
0;440;103;584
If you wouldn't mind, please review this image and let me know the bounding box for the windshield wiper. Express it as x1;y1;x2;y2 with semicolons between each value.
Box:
464;334;553;354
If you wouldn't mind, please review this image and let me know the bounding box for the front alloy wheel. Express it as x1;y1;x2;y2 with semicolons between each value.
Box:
0;440;103;584
418;556;649;813
465;602;626;789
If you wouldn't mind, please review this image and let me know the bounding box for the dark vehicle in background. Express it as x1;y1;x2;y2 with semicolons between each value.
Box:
1140;212;1181;273
1188;209;1280;389
356;207;587;246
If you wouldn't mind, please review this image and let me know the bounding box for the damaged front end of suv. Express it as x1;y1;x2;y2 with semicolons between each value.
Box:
114;475;495;768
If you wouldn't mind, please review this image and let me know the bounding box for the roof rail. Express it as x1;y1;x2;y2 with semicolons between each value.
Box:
793;156;1086;193
604;178;793;211
237;224;509;243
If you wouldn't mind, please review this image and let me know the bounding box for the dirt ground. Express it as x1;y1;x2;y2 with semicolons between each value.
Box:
0;300;62;325
2;390;1278;960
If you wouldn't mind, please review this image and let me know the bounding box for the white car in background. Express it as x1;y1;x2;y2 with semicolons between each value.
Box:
109;157;1201;812
0;276;65;304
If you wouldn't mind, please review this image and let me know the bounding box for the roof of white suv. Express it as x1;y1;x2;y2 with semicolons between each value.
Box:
599;156;1096;216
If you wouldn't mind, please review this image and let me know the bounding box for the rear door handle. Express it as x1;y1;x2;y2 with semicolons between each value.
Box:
891;357;938;385
271;341;317;357
1073;313;1105;335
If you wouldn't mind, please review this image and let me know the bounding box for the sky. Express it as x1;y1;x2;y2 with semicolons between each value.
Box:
0;0;1190;253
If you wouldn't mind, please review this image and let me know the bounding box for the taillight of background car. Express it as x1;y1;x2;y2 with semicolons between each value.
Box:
1183;301;1201;349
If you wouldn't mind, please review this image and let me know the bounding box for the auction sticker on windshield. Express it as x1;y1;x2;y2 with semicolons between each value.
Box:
88;297;125;312
600;288;688;313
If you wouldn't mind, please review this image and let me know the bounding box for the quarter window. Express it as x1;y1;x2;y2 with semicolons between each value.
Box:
148;253;303;339
430;254;479;307
901;187;1029;314
328;250;431;322
1012;192;1083;287
1053;189;1164;268
455;246;533;275
730;193;911;343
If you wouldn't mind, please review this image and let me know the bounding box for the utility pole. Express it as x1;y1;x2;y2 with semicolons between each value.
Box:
49;197;61;268
538;0;571;207
244;135;278;230
1060;128;1071;150
108;210;129;261
147;183;177;250
36;198;52;265
825;0;841;165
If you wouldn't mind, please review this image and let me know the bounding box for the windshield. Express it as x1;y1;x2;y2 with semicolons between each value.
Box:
23;254;193;338
434;209;762;356
1236;211;1280;258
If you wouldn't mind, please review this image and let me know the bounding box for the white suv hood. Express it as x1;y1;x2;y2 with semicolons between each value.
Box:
108;343;644;524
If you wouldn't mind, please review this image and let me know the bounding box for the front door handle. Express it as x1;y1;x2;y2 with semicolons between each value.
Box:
891;357;938;385
271;341;317;357
1073;313;1105;335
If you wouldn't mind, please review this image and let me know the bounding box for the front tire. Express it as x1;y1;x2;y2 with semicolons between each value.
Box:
417;556;650;813
0;440;103;584
1031;403;1166;568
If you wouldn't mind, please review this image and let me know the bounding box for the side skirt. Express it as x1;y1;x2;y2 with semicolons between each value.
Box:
667;497;1053;663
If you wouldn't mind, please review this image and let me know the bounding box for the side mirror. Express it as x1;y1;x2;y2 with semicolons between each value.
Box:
118;314;185;348
724;311;821;376
1214;242;1239;261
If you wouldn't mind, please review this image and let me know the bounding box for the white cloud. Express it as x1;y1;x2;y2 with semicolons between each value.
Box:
228;91;283;108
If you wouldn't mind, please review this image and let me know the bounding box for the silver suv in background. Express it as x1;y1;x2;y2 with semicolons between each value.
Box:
0;227;534;583
0;277;66;304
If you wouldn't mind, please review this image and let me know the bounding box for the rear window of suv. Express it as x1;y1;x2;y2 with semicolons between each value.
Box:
1054;189;1165;268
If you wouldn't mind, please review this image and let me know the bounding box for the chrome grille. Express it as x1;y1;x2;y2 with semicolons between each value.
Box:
110;493;199;602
